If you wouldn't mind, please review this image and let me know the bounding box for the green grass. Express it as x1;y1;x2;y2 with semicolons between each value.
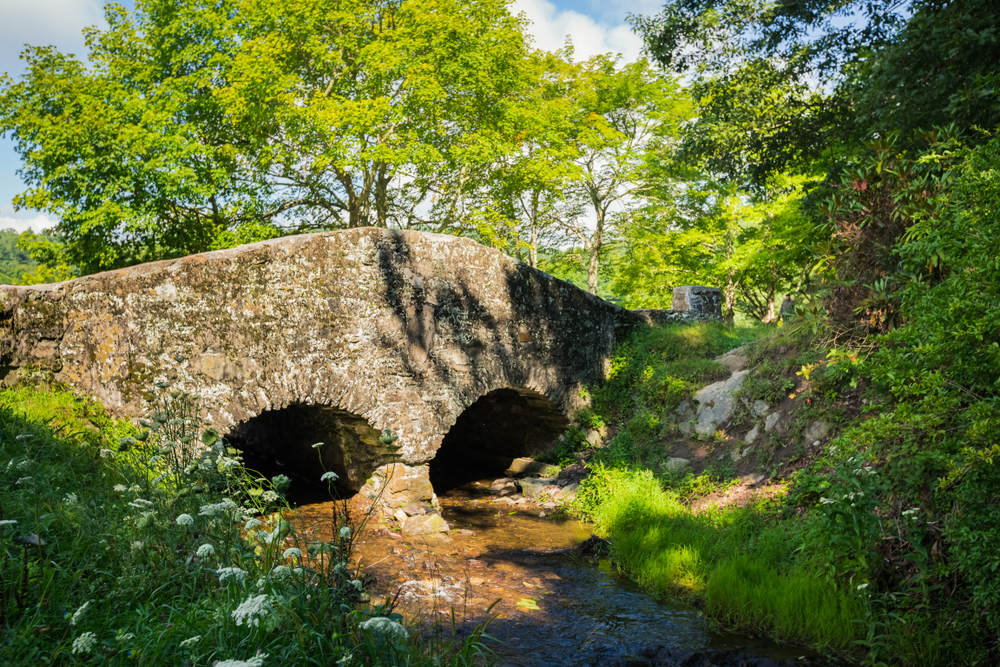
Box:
0;384;494;666
576;467;863;652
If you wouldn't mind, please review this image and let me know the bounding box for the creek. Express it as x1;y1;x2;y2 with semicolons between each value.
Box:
286;476;833;667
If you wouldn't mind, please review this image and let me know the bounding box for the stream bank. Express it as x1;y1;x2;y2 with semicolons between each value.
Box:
290;475;832;667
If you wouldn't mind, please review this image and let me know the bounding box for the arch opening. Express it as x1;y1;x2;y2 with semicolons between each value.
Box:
429;388;570;494
225;404;386;505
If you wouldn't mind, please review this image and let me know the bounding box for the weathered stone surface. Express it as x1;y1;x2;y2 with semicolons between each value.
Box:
751;400;770;417
764;412;781;432
802;420;830;444
664;457;690;471
716;346;748;374
519;477;558;497
402;513;450;536
506;458;559;477
744;424;760;443
690;370;749;436
0;228;649;500
630;286;723;325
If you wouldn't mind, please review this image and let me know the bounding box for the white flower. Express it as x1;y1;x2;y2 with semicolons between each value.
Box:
128;498;155;508
271;565;292;580
115;632;135;643
16;477;32;485
214;654;268;667
857;582;869;590
196;544;216;558
64;493;79;506
113;484;127;493
261;491;280;503
129;485;142;492
340;527;351;539
350;579;362;591
99;449;116;459
321;471;338;482
217;567;248;585
282;547;301;559
244;518;262;531
15;434;32;441
360;616;408;645
176;514;195;527
70;601;91;626
0;520;17;527
199;498;237;518
131;541;144;552
311;442;325;449
818;497;836;505
16;459;31;470
232;594;272;627
72;631;98;654
179;635;201;648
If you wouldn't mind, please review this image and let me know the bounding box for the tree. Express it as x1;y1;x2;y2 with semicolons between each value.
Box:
0;0;532;273
630;0;1000;187
557;55;690;294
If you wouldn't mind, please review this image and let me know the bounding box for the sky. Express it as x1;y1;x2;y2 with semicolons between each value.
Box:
0;0;659;234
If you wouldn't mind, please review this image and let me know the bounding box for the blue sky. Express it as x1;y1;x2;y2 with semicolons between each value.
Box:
0;0;655;233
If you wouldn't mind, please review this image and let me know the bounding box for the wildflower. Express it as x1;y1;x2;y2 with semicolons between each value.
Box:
16;477;32;485
131;541;144;552
321;471;338;482
196;544;216;559
113;484;127;493
818;497;836;505
72;632;98;654
902;508;920;517
282;547;301;559
214;654;268;667
244;518;262;531
64;493;79;506
70;601;91;626
255;530;272;543
350;580;362;591
199;498;237;518
271;565;292;580
857;582;869;590
360;616;408;645
151;474;167;486
339;526;351;539
15;434;32;441
99;449;116;459
0;520;17;527
311;442;325;449
261;491;280;503
217;568;248;585
116;632;135;643
128;485;142;492
179;635;201;648
176;514;195;527
232;594;271;627
17;459;32;470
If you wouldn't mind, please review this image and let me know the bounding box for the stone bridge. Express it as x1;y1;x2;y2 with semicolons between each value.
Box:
0;228;720;507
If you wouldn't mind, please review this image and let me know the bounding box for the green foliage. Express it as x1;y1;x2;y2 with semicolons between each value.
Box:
0;384;491;665
575;466;863;649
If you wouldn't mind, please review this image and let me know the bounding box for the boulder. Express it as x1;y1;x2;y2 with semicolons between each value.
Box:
506;458;560;477
689;370;749;436
764;412;780;432
520;477;558;498
716;346;748;374
744;424;760;443
402;513;450;537
802;420;830;444
664;457;690;471
751;399;770;417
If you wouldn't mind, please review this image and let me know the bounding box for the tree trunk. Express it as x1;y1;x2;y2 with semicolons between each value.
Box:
761;287;777;323
586;208;605;295
528;192;539;268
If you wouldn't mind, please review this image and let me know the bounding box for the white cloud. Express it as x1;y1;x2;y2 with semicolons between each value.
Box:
0;213;57;234
513;0;644;63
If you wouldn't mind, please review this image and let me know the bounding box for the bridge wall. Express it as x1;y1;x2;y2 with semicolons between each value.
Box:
0;228;640;492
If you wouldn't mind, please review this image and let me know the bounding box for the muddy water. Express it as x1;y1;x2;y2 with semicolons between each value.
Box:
291;478;824;667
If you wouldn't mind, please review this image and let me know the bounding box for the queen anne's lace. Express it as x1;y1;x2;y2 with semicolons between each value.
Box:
232;594;271;627
72;632;98;654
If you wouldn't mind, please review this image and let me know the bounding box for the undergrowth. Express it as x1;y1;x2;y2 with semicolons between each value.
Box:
0;383;494;666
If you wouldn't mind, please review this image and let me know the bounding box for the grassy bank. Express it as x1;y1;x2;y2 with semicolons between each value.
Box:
566;321;867;658
0;384;490;666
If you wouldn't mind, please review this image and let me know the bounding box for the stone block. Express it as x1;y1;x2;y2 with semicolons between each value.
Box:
692;370;749;435
402;513;450;537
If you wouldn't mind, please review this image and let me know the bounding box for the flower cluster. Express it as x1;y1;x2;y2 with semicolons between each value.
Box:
232;594;271;627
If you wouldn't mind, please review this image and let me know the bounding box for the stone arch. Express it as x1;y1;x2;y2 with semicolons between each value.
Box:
429;386;570;493
224;403;389;499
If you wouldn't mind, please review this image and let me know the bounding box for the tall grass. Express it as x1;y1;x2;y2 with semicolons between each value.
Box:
0;384;494;666
577;466;863;652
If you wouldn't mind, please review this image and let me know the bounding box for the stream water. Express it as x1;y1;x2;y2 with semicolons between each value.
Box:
288;477;833;667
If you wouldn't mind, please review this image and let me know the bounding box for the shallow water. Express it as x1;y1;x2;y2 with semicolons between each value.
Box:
291;478;827;666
